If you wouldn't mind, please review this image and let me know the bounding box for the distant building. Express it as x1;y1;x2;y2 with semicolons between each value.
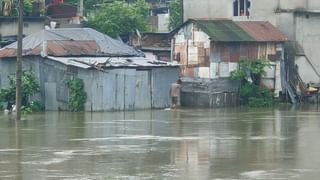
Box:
0;16;46;47
0;0;82;47
126;32;171;61
147;0;170;32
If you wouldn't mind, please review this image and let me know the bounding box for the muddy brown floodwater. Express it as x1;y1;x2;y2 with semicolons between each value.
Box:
1;105;320;180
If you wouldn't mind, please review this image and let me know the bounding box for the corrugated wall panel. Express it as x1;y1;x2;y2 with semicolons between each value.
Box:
151;68;179;108
44;82;58;110
102;71;117;111
115;70;125;110
80;70;104;111
124;69;136;110
135;70;151;109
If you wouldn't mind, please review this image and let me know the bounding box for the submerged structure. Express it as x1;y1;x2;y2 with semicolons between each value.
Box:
171;19;288;107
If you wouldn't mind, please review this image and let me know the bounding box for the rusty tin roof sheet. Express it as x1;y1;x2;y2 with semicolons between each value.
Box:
195;20;254;42
0;28;142;58
235;21;289;42
172;19;288;42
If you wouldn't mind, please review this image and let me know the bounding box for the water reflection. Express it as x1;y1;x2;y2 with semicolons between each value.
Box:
0;106;320;179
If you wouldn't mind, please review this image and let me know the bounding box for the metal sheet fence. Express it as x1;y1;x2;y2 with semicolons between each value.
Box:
0;57;179;111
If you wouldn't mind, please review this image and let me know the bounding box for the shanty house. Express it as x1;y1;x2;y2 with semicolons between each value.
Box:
172;19;288;107
126;32;171;61
0;28;179;111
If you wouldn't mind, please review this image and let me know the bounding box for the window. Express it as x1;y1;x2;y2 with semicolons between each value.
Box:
233;0;251;17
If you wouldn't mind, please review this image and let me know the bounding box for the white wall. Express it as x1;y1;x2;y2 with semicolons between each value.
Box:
306;0;320;9
0;21;44;37
295;14;320;75
183;0;319;21
158;13;169;32
183;0;234;20
295;56;320;83
279;0;306;10
276;13;296;40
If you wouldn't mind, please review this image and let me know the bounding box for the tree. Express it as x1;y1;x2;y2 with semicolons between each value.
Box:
168;0;182;30
88;0;149;38
10;0;33;16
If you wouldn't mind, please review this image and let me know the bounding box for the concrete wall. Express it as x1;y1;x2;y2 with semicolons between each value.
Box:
295;56;320;83
295;13;320;78
158;14;169;32
0;19;45;37
183;0;234;21
183;0;318;22
308;0;320;9
0;57;179;111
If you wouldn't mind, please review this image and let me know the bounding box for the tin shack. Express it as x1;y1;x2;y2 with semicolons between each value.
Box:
171;19;288;107
0;28;179;111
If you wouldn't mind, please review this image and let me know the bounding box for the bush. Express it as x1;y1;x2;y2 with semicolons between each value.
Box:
65;78;87;111
0;70;43;113
88;0;149;37
230;59;274;107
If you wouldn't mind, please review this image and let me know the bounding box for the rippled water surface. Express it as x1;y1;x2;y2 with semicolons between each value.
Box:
1;105;320;179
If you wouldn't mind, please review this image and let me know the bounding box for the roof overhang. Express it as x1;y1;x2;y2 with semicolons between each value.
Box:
47;56;179;69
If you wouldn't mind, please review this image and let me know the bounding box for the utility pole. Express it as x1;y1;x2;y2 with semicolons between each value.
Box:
16;0;23;121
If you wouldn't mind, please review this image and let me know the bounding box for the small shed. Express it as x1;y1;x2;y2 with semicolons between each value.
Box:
171;19;288;107
126;32;171;61
0;28;179;111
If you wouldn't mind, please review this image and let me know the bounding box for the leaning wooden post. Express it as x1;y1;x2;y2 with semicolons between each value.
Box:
16;0;23;121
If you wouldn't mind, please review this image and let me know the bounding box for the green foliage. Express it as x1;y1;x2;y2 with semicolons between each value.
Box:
23;0;33;15
168;0;182;30
239;82;273;107
21;101;44;114
230;59;273;107
88;0;149;37
11;0;34;16
231;59;271;85
230;69;246;81
248;87;273;107
21;105;32;114
0;71;42;113
133;0;149;18
65;78;87;111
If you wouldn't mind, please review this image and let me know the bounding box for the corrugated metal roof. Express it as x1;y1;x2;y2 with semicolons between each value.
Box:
195;20;255;42
0;28;142;58
235;21;288;42
140;46;171;52
171;19;288;42
47;56;179;69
